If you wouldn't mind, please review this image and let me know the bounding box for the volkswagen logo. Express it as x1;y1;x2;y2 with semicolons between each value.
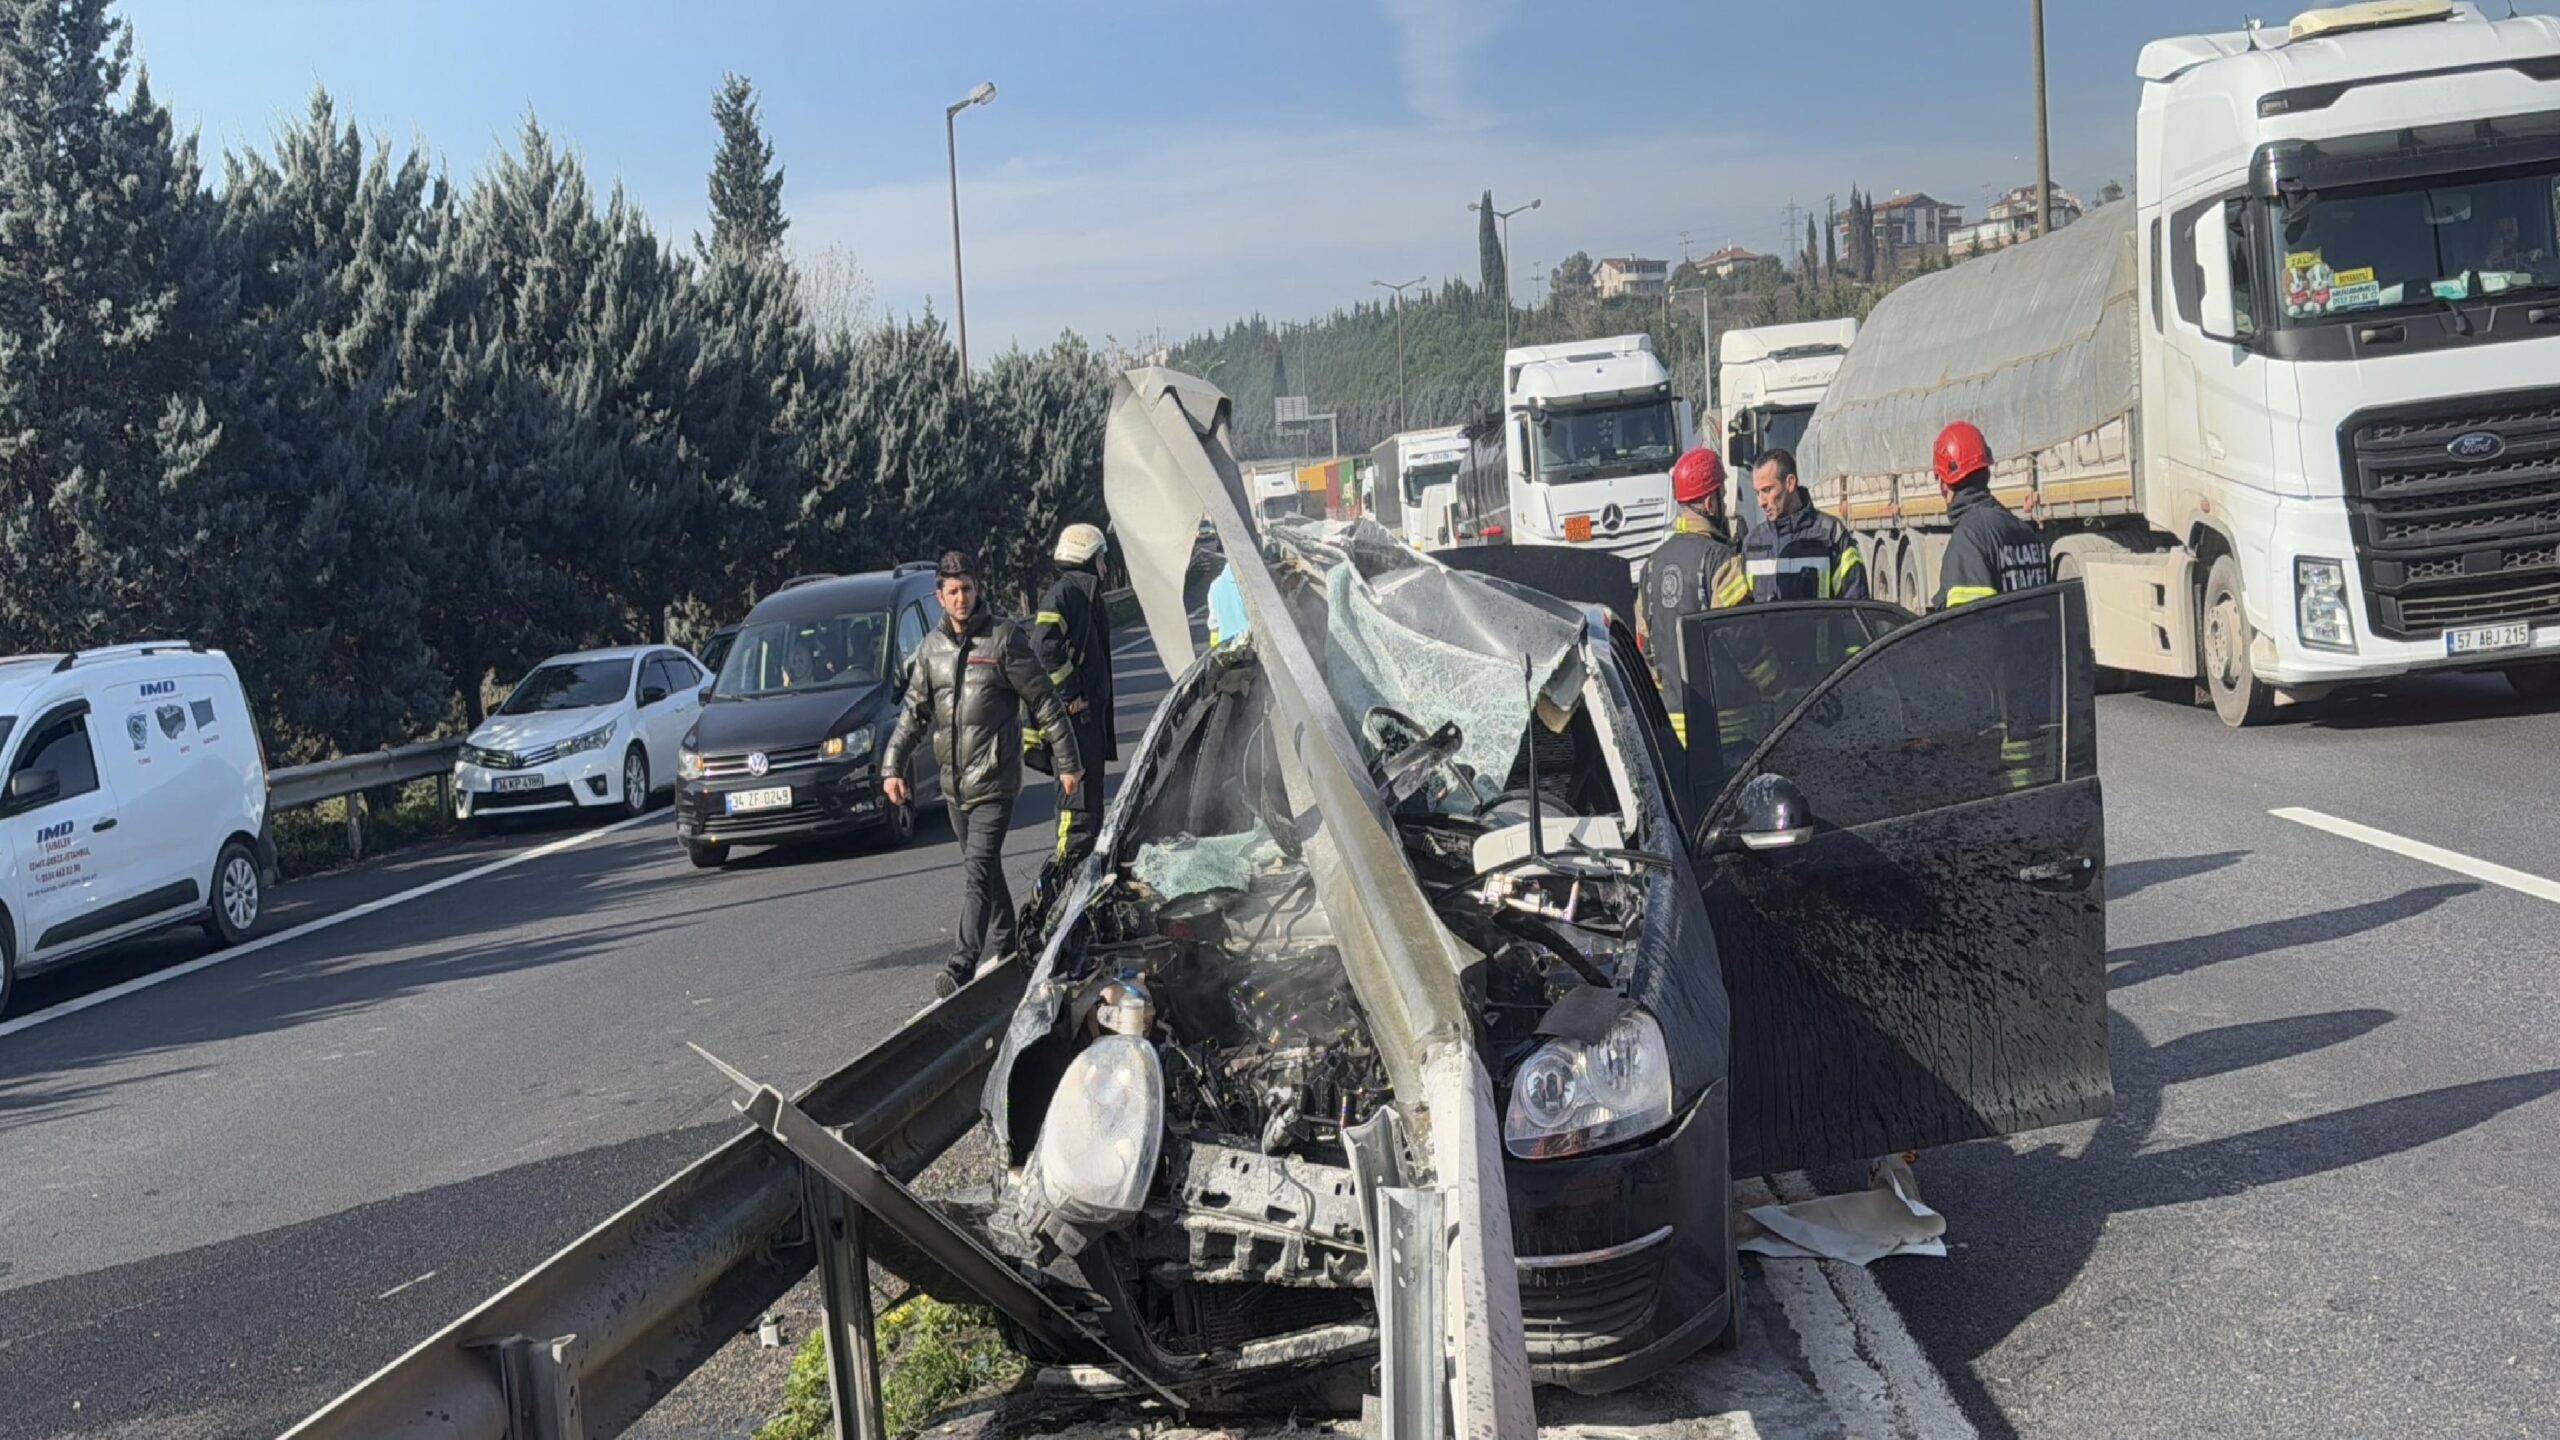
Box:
2448;430;2507;462
746;752;770;777
1600;503;1624;534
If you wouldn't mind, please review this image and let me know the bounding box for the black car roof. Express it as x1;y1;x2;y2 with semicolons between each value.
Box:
742;568;933;622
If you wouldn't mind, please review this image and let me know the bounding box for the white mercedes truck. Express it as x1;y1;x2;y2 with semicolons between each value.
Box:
1453;334;1689;564
1799;0;2560;724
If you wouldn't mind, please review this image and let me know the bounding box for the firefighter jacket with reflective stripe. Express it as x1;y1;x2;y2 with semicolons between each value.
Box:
1935;484;2050;609
1032;565;1117;764
1744;500;1869;602
883;609;1080;810
1637;512;1746;657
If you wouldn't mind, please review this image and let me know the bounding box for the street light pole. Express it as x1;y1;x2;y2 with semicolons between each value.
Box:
1469;196;1541;352
1371;276;1426;432
2031;0;2052;237
945;81;997;397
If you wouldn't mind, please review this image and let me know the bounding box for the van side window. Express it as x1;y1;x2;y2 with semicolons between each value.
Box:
14;711;100;803
895;603;929;672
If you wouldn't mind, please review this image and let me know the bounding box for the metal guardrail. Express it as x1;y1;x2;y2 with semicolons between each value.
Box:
281;967;1024;1440
268;739;463;814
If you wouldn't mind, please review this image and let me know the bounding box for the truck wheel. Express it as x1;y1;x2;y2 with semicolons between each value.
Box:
1897;543;1928;613
2200;555;2275;728
202;839;263;946
2505;664;2560;701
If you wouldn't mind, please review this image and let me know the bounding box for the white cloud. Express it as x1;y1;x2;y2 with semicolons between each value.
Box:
1379;0;1519;130
787;117;2058;355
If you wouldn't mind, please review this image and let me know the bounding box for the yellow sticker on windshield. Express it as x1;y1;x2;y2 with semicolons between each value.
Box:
2334;267;2375;286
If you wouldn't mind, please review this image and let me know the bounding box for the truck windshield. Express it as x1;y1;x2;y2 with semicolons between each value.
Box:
498;659;634;715
1533;399;1679;482
717;611;890;697
1733;405;1815;469
1402;458;1460;505
2267;168;2560;325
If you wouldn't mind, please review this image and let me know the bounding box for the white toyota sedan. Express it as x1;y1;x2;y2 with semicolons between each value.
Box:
454;646;708;825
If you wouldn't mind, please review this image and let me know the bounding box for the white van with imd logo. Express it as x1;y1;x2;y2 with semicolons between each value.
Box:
0;641;272;1012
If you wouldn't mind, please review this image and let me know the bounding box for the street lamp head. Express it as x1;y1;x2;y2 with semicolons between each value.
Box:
1467;201;1484;214
950;82;997;115
1528;198;1542;211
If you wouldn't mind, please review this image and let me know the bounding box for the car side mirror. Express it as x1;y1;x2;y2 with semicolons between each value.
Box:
1716;773;1814;853
697;682;716;704
641;684;669;707
6;768;61;812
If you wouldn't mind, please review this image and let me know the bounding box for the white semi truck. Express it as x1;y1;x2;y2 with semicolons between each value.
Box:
1718;318;1857;474
1367;424;1470;550
1799;0;2560;724
1452;333;1690;563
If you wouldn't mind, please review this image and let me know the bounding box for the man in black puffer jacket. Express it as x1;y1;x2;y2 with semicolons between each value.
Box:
884;551;1082;996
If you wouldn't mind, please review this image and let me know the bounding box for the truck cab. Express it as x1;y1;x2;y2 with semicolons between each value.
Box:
1369;425;1470;550
2137;0;2560;717
1499;335;1689;562
1718;318;1857;484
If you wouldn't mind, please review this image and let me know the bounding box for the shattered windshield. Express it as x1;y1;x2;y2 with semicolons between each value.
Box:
1532;398;1679;482
2269;169;2560;324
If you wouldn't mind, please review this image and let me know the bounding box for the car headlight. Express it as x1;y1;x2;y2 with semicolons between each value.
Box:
679;748;704;781
820;726;874;762
1031;1035;1164;1224
2295;556;2356;651
555;723;616;757
1504;1010;1674;1160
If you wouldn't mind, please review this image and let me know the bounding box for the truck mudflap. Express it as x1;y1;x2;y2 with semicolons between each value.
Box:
1678;584;2114;1175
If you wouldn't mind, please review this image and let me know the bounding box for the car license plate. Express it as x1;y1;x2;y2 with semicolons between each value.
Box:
2445;622;2532;657
725;786;792;814
491;774;543;794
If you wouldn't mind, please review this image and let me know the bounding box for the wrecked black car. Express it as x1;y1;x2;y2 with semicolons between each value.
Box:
944;370;2111;1404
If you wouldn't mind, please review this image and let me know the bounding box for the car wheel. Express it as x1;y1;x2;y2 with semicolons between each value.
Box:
2505;663;2560;701
202;839;262;946
685;840;727;870
622;746;650;818
2200;554;2275;728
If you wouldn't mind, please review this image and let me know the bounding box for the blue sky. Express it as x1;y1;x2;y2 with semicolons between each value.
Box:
117;0;2400;350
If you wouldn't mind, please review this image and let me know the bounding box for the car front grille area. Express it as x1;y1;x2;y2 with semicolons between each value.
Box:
2344;393;2560;639
1517;1238;1667;1361
476;783;575;811
463;742;559;770
695;742;824;782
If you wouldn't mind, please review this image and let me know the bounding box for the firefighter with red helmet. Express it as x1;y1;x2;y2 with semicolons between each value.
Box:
1637;448;1751;746
1931;421;2050;608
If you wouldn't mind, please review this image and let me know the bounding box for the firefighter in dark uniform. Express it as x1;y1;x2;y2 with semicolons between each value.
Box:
1930;421;2051;607
1636;448;1750;748
1031;522;1116;874
1928;420;2056;789
1745;447;1870;601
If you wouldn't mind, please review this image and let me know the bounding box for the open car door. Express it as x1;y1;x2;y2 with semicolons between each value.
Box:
1680;584;2111;1176
1674;599;1910;808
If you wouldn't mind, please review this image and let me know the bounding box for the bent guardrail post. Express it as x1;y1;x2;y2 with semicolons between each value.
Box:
278;971;1022;1440
1104;367;1536;1440
803;1168;888;1440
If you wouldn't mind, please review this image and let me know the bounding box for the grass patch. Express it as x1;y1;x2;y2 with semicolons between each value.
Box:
759;1295;1025;1440
270;776;458;878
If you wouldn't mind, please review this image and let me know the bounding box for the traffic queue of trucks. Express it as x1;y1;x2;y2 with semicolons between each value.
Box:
1793;0;2560;722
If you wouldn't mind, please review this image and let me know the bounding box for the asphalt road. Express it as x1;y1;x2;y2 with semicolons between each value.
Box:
5;631;2558;1439
0;640;1172;1440
1862;673;2560;1439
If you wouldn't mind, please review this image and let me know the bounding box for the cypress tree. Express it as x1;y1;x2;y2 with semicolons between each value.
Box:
706;73;788;259
1477;190;1504;307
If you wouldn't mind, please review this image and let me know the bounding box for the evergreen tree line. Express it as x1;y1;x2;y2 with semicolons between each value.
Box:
0;1;1109;764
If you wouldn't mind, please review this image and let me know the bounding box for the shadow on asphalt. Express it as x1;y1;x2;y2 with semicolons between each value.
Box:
2104;849;2248;901
1871;866;2555;1439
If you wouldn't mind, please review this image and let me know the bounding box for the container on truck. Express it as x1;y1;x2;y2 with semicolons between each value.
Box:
1798;0;2560;724
1451;334;1692;565
1368;425;1471;549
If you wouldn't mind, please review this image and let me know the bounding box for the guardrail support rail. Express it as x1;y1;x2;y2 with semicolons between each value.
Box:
806;1170;888;1440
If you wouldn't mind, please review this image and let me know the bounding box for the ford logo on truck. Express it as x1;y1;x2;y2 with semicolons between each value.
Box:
2448;431;2507;462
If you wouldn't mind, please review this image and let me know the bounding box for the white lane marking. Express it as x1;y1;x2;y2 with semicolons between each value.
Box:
1760;1170;1978;1440
375;1270;436;1301
2272;806;2560;905
0;812;662;1040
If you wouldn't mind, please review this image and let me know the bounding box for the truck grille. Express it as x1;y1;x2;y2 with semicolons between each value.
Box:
2340;389;2560;639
